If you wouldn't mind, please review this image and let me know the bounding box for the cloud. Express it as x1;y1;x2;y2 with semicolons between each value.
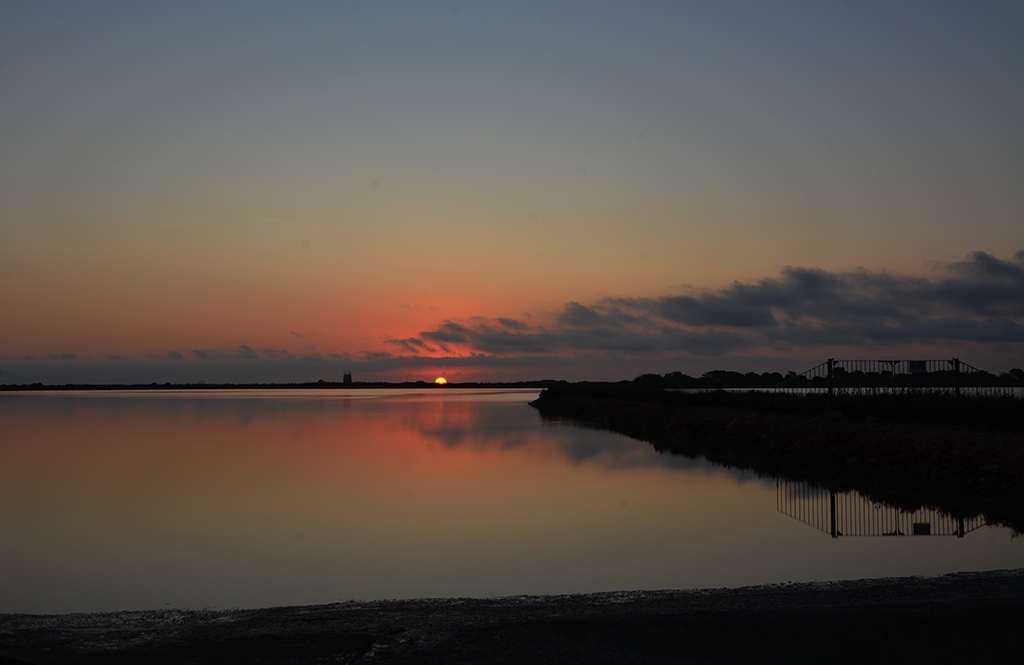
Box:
187;346;328;363
236;345;259;360
150;350;184;360
192;349;229;360
497;318;530;330
394;251;1024;360
8;251;1019;386
189;346;267;361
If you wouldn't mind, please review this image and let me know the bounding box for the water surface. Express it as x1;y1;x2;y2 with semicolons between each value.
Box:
1;389;1020;613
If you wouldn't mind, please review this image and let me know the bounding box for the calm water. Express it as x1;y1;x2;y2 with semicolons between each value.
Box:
1;389;1020;614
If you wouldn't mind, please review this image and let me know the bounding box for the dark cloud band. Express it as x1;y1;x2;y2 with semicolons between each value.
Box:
395;250;1024;358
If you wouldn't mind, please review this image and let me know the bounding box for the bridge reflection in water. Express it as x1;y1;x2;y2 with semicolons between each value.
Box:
777;480;986;538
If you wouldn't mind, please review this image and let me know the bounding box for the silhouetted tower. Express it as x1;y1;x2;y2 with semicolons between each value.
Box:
343;372;352;386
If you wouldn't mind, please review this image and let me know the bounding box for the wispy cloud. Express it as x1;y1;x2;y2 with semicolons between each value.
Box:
192;349;229;360
235;345;259;360
149;350;184;360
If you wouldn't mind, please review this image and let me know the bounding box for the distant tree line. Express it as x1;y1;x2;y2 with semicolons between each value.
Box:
4;367;1023;391
631;367;1024;389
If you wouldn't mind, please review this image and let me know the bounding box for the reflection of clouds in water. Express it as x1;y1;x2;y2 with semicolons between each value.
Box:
423;425;531;451
546;425;771;486
0;393;347;427
417;402;532;451
415;403;771;486
2;394;769;486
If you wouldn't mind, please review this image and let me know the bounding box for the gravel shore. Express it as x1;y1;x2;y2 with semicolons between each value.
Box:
3;569;1023;664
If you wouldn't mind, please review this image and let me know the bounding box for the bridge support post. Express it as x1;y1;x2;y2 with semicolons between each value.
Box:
952;357;960;400
827;358;835;411
830;491;838;538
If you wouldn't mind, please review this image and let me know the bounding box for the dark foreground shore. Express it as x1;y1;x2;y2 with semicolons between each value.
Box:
2;569;1023;664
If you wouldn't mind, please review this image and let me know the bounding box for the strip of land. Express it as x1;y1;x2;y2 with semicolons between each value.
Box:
2;569;1022;664
530;386;1024;533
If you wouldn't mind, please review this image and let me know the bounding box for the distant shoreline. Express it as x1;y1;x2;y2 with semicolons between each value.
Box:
4;366;1020;393
0;380;560;391
5;366;1020;393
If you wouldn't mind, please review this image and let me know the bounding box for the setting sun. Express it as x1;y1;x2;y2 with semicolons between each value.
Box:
434;377;448;385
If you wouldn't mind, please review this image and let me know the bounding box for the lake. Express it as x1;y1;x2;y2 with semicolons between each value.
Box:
1;389;1020;614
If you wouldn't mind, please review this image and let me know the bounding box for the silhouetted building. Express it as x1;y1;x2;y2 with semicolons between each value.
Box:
343;372;352;386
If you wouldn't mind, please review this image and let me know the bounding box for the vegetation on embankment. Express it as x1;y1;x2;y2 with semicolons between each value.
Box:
530;385;1024;533
534;382;1024;431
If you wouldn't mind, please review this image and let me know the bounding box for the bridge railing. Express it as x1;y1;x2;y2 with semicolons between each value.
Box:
774;358;1014;398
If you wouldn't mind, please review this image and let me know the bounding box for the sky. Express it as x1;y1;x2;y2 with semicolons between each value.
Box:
1;0;1021;384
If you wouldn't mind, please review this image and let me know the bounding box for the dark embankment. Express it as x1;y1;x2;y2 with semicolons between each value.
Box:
2;570;1023;664
530;385;1024;533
